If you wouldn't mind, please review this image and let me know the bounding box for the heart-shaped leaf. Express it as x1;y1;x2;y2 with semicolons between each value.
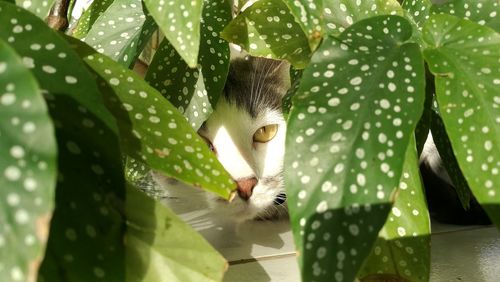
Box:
69;37;236;199
71;0;114;38
430;0;500;33
285;15;425;282
358;138;430;282
0;3;127;280
0;38;56;282
143;0;203;67
81;0;157;67
423;14;500;226
125;185;227;282
221;0;311;69
15;0;56;19
146;0;231;129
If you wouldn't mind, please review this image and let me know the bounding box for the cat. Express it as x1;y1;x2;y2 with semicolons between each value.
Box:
153;55;291;222
154;54;490;225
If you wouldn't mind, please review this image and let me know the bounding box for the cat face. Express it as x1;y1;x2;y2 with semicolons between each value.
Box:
199;57;290;221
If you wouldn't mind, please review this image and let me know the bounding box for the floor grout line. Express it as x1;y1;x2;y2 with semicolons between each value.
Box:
228;252;297;265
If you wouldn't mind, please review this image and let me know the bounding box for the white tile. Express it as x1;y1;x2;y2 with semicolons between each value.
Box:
431;227;500;281
224;255;300;282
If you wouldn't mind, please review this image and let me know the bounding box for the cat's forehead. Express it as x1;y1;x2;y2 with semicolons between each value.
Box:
222;56;290;118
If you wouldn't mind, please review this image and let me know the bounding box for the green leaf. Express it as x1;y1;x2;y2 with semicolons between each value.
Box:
125;185;227;282
0;2;127;280
401;0;432;29
0;38;56;282
322;0;404;36
69;38;236;199
146;0;231;129
430;109;472;209
81;0;157;67
143;0;203;67
358;138;430;282
423;14;500;226
221;0;311;69
15;0;56;19
71;0;114;38
285;15;425;282
430;0;500;33
282;0;323;50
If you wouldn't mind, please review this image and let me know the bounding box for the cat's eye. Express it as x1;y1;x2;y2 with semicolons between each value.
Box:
200;135;216;154
253;124;278;143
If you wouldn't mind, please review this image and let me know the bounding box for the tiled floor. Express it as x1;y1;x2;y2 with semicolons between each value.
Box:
163;195;500;281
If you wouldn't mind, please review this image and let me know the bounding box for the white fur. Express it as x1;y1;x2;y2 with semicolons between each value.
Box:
420;132;453;185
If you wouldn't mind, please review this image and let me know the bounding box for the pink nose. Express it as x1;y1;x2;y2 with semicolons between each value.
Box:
236;177;258;201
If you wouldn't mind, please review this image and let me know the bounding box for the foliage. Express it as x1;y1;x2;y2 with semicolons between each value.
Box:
0;0;498;281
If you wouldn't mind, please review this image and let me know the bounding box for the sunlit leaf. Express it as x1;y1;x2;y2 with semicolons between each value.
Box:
143;0;203;67
322;0;404;36
15;0;56;19
430;0;500;33
423;14;500;226
71;0;113;38
81;0;157;67
125;185;227;282
285;15;425;282
359;138;430;282
0;2;127;280
146;0;231;129
221;0;311;68
282;0;323;50
0;38;56;282
69;38;236;199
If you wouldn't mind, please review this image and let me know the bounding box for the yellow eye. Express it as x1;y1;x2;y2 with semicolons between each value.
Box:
253;124;278;143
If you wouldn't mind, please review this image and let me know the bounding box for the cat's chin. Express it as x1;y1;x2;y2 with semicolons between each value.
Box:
206;194;288;222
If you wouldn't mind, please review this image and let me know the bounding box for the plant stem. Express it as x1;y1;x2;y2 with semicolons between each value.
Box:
46;0;70;31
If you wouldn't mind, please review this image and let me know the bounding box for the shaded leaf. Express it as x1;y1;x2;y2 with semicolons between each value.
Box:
125;185;227;282
69;38;236;199
285;15;425;282
430;109;472;209
143;0;203;67
15;0;56;19
322;0;404;36
146;0;231;129
0;2;127;280
0;38;56;282
71;0;113;38
221;0;311;68
81;0;157;67
359;138;430;282
423;14;500;226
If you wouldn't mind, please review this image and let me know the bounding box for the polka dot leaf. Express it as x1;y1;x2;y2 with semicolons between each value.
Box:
69;38;236;199
282;0;323;51
430;0;500;33
15;0;56;20
125;185;227;282
359;139;430;282
221;0;312;69
0;2;127;281
81;0;157;67
285;15;425;282
72;0;114;39
0;38;57;282
322;0;404;36
145;0;231;129
143;0;203;68
423;14;500;226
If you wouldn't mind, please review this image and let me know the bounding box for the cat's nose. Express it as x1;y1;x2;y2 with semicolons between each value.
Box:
236;177;258;201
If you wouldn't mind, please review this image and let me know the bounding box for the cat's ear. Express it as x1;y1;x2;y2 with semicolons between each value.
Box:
229;43;248;60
